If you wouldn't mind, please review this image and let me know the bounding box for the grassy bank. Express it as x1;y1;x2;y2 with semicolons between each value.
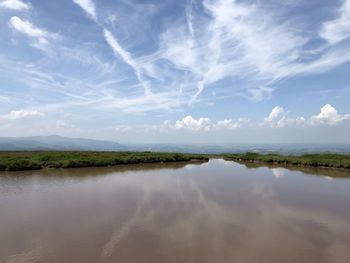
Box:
2;151;350;172
224;152;350;169
0;151;209;171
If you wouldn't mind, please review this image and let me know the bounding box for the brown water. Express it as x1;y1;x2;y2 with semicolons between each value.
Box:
1;159;350;263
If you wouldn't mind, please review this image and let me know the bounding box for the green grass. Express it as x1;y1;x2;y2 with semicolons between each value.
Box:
0;151;209;171
2;151;350;172
224;152;350;169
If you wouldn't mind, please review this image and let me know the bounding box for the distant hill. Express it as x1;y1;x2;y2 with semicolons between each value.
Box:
0;135;350;154
0;135;125;151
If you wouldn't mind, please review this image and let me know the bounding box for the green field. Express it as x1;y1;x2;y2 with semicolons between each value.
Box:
224;152;350;169
0;151;209;171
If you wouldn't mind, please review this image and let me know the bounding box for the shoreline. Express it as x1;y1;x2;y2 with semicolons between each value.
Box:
225;158;350;171
1;151;350;172
224;152;350;170
0;151;209;172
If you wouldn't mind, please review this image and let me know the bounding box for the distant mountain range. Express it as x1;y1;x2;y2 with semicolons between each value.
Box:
0;135;350;154
0;135;124;151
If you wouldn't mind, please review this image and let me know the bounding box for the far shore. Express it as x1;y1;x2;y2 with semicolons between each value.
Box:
224;152;350;170
0;151;350;172
0;151;209;172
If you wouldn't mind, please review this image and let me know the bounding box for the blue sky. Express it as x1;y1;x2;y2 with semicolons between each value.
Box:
0;0;350;143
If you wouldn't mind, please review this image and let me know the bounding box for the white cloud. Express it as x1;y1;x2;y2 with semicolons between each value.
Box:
310;104;350;125
3;109;43;120
186;0;195;37
2;0;350;119
103;29;152;96
8;16;53;51
170;116;245;131
137;0;350;106
9;16;47;38
262;106;308;128
279;116;307;128
262;106;306;128
113;115;245;133
72;0;97;21
216;118;244;130
264;106;285;127
319;0;350;44
114;104;350;134
178;104;350;131
263;104;349;128
175;116;212;131
0;0;29;11
149;0;309;103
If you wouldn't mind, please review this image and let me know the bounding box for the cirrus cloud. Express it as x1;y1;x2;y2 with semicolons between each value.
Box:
9;16;47;38
72;0;97;21
8;16;56;51
319;0;350;44
0;0;30;11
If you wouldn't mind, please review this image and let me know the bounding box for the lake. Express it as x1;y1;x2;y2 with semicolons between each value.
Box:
0;159;350;263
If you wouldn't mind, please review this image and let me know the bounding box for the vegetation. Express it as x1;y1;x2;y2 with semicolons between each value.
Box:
224;152;350;169
0;151;209;171
1;151;350;172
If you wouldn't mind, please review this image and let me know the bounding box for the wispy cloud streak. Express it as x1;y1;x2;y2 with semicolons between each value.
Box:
8;16;56;51
139;0;350;103
72;0;97;21
319;0;350;44
103;29;152;96
186;0;195;37
0;0;29;11
2;0;350;121
64;0;350;110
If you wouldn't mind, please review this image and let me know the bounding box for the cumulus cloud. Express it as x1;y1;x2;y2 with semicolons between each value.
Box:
175;116;212;131
262;106;307;128
216;119;245;130
166;116;244;131
0;0;29;11
108;104;350;136
319;0;350;44
113;116;245;133
177;104;350;131
263;104;349;128
263;106;286;128
72;0;97;20
310;104;350;125
3;109;43;120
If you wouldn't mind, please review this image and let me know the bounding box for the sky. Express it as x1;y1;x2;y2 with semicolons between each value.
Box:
0;0;350;144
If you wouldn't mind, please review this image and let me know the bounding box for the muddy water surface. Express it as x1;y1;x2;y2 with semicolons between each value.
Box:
0;159;350;263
